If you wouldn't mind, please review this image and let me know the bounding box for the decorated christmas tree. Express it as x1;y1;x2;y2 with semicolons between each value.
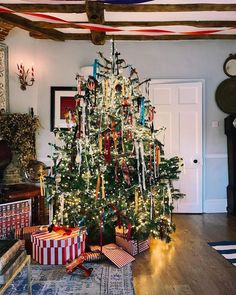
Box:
46;42;184;245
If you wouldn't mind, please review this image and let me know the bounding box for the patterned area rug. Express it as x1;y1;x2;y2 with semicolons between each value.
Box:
208;241;236;266
5;262;134;295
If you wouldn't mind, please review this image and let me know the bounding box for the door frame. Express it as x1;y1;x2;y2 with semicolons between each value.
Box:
148;78;205;213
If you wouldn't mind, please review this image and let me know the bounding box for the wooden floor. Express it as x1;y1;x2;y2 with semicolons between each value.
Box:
132;214;236;295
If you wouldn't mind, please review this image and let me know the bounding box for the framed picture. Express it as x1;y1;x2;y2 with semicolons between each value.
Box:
0;43;9;114
50;86;78;131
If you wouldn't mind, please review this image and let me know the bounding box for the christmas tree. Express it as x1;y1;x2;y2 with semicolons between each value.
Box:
46;42;184;244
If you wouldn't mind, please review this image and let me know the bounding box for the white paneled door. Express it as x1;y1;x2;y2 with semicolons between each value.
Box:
150;80;203;213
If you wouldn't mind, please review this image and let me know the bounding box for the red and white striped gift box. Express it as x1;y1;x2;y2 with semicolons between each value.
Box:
90;244;135;268
31;229;86;265
115;236;149;256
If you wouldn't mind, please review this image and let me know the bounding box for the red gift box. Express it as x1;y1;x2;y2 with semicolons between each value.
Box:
115;226;149;256
0;199;31;239
31;228;86;265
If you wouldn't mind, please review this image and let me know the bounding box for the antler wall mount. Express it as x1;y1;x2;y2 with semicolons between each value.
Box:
17;62;35;90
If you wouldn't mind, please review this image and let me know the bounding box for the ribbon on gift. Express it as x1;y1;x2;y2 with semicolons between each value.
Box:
48;224;73;236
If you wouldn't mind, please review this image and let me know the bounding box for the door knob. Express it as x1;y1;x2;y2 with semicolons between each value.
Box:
193;159;198;164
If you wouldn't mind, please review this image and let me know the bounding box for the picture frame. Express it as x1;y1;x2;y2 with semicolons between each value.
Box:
0;43;9;114
50;86;78;131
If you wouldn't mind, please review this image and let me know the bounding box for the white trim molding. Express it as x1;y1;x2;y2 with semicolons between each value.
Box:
204;198;227;213
205;153;227;159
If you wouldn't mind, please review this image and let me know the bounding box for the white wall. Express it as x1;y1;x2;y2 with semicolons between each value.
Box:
4;27;234;212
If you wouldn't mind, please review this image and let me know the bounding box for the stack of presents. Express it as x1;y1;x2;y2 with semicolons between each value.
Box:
21;225;149;270
0;199;149;277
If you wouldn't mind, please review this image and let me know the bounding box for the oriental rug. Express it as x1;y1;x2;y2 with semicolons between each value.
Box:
5;262;134;295
208;241;236;266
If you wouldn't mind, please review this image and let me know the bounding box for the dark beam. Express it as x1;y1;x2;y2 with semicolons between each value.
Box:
107;21;236;28
58;33;236;41
32;22;86;29
110;34;236;40
30;32;91;40
105;4;236;12
0;13;65;41
2;3;236;13
54;33;91;40
29;31;47;39
86;0;105;45
0;4;86;13
0;21;14;40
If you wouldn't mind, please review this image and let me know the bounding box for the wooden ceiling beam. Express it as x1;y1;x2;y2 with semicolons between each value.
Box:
0;4;86;13
2;3;236;13
30;32;91;40
107;21;236;27
0;21;14;40
0;13;65;41
55;33;236;41
33;22;85;29
55;33;91;40
86;0;105;45
111;34;236;40
105;4;236;12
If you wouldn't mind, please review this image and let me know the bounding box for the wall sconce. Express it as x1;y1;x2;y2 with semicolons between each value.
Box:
17;62;35;91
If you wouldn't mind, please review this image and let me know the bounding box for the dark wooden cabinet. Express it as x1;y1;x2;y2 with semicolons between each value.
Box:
225;115;236;214
3;184;48;225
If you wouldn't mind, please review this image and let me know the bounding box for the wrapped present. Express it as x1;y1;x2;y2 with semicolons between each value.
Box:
115;226;149;256
31;228;86;265
90;244;135;268
0;199;31;239
115;236;149;256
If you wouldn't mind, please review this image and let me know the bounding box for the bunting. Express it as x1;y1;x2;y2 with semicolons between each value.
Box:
0;5;236;36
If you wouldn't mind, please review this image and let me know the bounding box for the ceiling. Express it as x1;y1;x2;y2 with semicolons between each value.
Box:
1;0;236;45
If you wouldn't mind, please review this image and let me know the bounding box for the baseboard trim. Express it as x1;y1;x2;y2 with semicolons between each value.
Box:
204;198;227;213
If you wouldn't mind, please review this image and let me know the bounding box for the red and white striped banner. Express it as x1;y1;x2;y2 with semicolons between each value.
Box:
31;229;86;265
0;5;236;36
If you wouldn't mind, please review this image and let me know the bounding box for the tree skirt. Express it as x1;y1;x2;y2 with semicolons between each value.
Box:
5;262;135;295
